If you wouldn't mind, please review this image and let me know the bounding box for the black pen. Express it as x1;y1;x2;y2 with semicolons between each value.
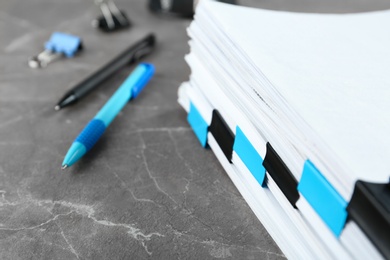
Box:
54;33;156;110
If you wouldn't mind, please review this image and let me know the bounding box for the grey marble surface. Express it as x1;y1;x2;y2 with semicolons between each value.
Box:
1;0;389;259
0;0;283;259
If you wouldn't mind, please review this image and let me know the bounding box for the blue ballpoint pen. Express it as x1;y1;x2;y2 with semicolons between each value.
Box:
62;63;155;169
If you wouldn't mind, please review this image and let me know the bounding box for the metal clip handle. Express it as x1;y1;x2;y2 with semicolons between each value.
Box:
28;50;63;69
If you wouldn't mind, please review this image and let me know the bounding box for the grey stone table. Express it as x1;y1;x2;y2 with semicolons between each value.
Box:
0;0;389;259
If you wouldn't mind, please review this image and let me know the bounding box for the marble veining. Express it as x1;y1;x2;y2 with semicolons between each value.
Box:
0;3;284;253
3;0;386;259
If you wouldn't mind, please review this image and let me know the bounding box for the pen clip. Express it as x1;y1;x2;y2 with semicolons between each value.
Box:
131;63;155;99
131;42;155;64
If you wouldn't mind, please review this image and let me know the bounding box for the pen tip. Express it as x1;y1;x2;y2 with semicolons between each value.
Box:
61;165;68;170
54;105;61;111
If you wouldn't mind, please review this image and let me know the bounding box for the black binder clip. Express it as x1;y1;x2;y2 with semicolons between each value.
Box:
148;0;237;18
92;0;131;32
28;32;83;69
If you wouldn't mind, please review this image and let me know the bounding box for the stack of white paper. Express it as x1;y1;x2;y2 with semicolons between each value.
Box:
178;1;390;259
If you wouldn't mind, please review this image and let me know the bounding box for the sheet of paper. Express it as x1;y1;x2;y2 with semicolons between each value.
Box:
198;1;390;199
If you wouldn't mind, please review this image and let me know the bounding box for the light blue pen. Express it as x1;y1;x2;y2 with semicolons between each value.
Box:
62;63;155;169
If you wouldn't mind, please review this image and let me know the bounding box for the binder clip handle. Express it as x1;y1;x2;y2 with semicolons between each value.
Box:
28;50;62;69
92;0;131;32
28;32;83;69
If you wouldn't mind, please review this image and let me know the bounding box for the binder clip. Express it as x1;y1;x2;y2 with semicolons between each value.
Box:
148;0;236;18
92;0;131;32
28;32;83;69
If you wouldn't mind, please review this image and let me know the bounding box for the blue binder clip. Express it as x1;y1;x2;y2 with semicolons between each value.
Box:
28;32;83;69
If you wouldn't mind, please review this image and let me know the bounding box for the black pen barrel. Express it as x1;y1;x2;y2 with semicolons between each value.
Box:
75;34;155;97
56;33;156;109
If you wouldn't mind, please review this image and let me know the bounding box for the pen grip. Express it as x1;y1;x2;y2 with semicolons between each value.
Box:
75;119;106;151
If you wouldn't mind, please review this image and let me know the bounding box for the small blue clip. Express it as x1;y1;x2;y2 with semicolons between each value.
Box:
28;32;83;69
45;32;82;58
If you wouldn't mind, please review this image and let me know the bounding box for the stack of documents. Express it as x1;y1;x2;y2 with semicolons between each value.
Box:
178;1;390;259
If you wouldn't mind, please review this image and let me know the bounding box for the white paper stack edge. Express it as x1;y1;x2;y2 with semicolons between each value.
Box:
178;1;390;259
